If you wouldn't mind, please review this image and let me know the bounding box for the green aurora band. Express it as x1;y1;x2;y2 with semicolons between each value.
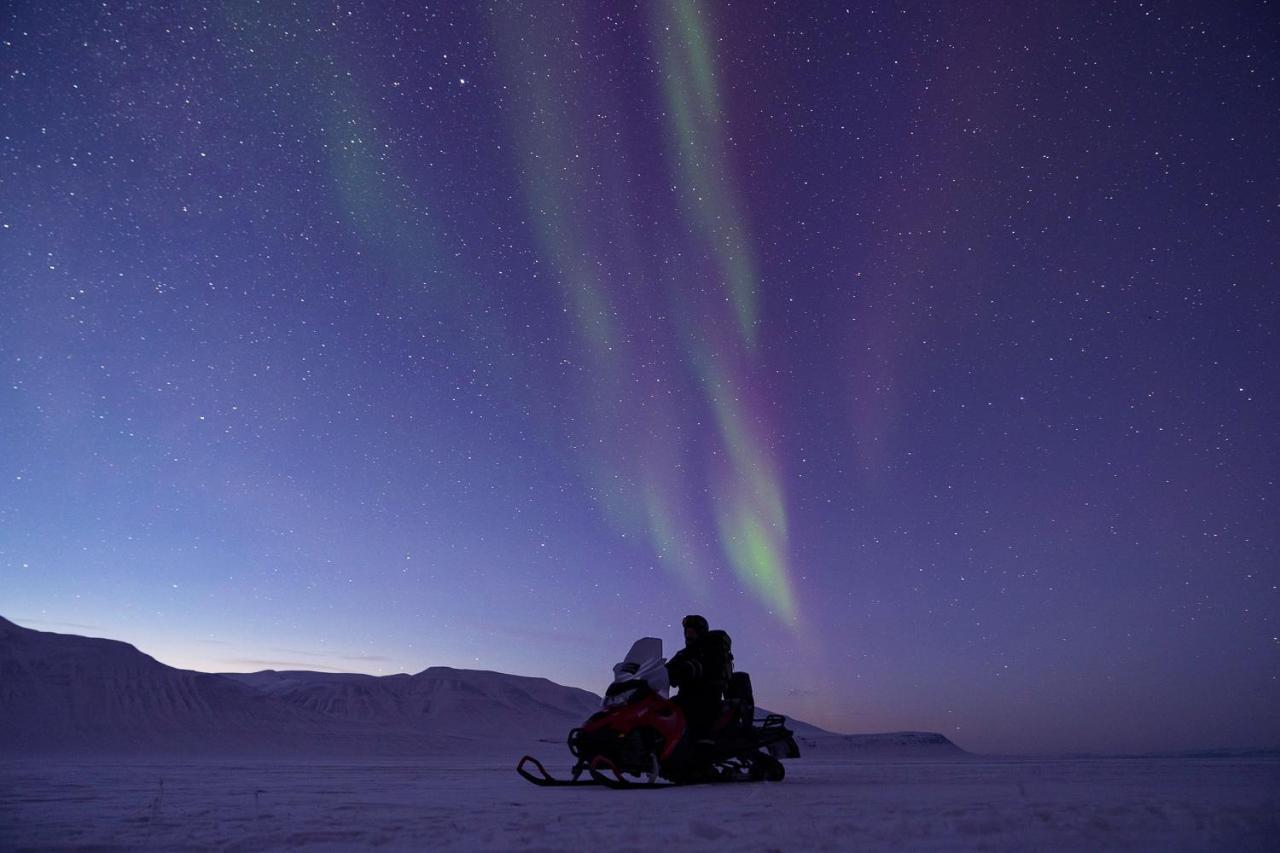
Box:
496;1;797;622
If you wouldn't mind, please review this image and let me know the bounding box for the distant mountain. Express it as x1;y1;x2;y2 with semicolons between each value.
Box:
0;616;597;757
0;616;966;758
795;730;968;757
220;667;601;736
0;615;335;755
1061;746;1280;760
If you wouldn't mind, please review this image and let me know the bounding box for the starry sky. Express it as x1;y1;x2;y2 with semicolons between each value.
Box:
2;1;1277;755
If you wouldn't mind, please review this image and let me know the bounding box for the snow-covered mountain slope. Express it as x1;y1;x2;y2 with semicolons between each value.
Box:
0;617;593;756
0;616;339;755
221;666;601;737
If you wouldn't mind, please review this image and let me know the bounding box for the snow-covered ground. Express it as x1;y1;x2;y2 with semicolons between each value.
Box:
3;753;1277;851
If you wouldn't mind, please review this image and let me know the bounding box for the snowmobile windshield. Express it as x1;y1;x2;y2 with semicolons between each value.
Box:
605;637;669;706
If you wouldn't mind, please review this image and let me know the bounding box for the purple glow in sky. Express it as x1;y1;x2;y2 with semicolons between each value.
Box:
2;1;1277;754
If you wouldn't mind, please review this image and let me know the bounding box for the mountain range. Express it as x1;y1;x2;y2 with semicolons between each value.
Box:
0;616;964;758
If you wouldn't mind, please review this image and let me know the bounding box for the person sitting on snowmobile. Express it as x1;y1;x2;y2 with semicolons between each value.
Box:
665;614;733;739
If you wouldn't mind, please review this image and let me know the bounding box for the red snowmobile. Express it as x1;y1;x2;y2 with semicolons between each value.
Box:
517;638;800;788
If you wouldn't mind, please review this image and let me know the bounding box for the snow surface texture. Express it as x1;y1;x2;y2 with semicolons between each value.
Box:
3;756;1278;851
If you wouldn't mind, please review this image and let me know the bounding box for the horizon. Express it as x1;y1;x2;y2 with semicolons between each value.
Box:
7;613;1278;757
2;1;1277;758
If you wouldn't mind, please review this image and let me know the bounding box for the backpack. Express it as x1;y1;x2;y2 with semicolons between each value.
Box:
705;629;734;682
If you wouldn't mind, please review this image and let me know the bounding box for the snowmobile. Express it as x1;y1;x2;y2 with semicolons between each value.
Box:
517;637;800;788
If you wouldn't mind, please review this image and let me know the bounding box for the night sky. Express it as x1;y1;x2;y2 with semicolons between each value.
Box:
3;1;1277;755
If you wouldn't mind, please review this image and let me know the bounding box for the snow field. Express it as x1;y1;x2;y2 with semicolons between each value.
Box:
2;754;1276;851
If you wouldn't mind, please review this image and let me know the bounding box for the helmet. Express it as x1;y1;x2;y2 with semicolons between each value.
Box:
682;614;709;635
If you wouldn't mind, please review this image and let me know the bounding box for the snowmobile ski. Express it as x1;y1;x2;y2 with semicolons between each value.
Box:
515;755;598;787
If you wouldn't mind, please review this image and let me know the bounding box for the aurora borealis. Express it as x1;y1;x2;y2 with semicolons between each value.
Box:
495;1;797;619
2;1;1277;754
